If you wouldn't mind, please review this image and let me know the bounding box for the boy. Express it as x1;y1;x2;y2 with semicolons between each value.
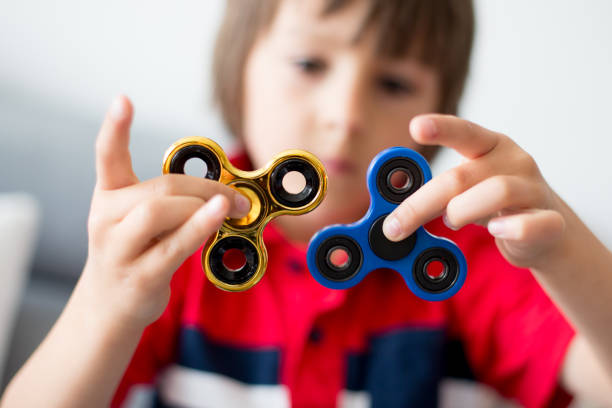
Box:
3;0;612;406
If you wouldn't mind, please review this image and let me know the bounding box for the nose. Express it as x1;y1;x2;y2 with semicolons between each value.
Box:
317;61;369;140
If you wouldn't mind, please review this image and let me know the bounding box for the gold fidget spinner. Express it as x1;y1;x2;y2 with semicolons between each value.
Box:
162;137;327;291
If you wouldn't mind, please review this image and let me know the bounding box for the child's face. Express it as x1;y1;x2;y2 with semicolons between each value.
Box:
243;0;440;241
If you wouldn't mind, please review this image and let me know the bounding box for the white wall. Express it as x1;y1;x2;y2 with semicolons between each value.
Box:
1;0;611;247
458;0;612;245
0;0;228;144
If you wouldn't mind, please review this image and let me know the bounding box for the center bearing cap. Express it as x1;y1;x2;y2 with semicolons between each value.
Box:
226;181;265;229
368;215;417;261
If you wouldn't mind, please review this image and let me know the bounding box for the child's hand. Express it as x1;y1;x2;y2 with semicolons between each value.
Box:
382;114;566;269
80;95;251;331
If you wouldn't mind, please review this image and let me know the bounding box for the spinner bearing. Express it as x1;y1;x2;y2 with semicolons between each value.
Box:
306;147;467;301
163;137;327;291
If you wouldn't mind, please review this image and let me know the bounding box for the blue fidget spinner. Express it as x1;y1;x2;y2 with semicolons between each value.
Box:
306;147;467;301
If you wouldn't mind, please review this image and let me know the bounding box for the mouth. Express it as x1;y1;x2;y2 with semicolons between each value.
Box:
322;158;357;174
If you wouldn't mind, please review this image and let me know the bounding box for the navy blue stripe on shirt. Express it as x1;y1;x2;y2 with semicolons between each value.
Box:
345;326;445;407
177;326;281;385
443;337;476;381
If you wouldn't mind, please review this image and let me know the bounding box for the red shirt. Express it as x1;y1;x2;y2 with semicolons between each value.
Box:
112;154;575;408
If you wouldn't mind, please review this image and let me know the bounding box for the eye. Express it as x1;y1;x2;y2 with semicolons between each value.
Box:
378;75;416;96
293;57;326;74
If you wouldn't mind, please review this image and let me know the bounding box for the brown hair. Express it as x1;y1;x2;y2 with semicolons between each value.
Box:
213;0;474;142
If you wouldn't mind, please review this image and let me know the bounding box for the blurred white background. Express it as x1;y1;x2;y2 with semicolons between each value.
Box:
1;0;611;405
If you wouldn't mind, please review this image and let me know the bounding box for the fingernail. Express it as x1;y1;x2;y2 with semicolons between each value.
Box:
488;219;509;238
383;216;402;241
417;117;438;139
235;193;251;214
110;95;126;120
443;213;458;231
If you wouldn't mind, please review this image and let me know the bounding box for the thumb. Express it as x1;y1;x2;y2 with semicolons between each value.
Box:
95;95;139;190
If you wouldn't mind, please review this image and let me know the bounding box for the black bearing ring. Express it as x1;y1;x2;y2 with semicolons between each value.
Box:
413;248;459;293
209;236;259;285
315;235;363;282
270;158;320;208
376;157;423;204
169;144;221;181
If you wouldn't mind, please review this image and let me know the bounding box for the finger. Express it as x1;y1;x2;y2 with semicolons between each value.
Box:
104;174;251;220
410;114;501;159
95;95;139;191
382;160;484;241
138;194;230;284
444;175;546;230
488;210;565;268
488;209;565;244
111;195;208;261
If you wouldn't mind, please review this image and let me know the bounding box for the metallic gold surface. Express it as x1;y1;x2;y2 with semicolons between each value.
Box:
162;137;327;291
